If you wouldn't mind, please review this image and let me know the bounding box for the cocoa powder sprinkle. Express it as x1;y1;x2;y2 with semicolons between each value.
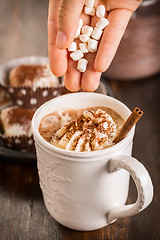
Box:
10;64;47;86
7;107;35;125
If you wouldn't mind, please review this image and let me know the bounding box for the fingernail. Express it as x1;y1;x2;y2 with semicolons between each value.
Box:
56;31;67;49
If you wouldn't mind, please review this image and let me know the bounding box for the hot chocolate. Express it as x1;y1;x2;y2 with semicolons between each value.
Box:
32;93;153;231
39;107;124;152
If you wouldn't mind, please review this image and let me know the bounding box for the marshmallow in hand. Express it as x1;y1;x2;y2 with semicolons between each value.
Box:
77;59;88;72
82;26;93;37
88;39;98;52
70;50;84;61
79;18;83;29
85;0;95;8
96;5;106;18
92;27;103;40
79;43;89;53
84;7;95;16
75;28;81;38
79;34;90;43
96;18;109;30
68;42;77;52
75;18;83;38
69;2;109;73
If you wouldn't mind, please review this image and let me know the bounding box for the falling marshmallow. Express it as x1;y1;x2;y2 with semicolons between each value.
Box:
70;50;84;61
85;0;95;8
88;39;98;52
68;42;77;52
77;59;88;72
96;18;109;30
84;7;95;16
92;27;103;40
82;25;93;37
96;5;106;18
79;43;89;53
79;34;90;43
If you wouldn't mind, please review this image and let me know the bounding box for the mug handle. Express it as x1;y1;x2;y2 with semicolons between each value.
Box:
107;155;153;223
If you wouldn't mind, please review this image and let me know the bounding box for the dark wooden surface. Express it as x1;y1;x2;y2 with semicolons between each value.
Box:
0;0;160;239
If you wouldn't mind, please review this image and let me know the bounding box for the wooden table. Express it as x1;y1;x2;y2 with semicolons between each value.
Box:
0;0;160;239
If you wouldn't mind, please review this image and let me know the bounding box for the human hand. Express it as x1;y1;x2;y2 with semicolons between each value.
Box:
48;0;142;92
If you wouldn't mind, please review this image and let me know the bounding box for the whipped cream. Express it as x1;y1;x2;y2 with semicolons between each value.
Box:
51;109;117;152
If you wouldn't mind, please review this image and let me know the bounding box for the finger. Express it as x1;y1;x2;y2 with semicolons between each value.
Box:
48;0;67;77
64;10;90;92
106;0;143;12
80;4;104;92
64;58;82;92
94;9;132;72
81;52;101;92
56;0;85;49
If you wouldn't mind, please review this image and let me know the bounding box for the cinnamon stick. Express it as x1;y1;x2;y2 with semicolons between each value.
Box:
113;107;143;144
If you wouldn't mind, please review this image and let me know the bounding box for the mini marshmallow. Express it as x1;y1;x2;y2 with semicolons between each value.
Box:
75;28;81;38
75;19;83;38
92;27;103;40
84;7;95;16
82;25;93;37
96;5;106;18
77;59;88;72
68;42;77;52
79;43;89;53
79;34;90;43
88;39;98;52
79;18;83;29
70;50;84;61
96;18;109;30
85;0;95;8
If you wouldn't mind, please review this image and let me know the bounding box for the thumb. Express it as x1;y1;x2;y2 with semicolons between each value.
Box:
56;0;84;49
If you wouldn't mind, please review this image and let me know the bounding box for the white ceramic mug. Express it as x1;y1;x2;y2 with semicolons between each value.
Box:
32;93;153;231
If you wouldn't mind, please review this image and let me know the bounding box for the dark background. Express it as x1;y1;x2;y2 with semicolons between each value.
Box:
0;0;48;64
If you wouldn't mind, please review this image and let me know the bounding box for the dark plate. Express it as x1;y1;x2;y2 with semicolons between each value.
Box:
0;139;37;165
0;78;114;165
